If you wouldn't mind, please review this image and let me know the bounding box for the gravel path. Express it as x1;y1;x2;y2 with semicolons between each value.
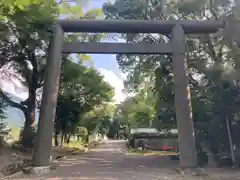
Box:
11;140;240;180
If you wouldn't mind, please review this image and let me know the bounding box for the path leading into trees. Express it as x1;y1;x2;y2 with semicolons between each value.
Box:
13;140;240;180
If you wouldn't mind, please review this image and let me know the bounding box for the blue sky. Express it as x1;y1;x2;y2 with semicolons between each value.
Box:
83;0;126;103
86;0;122;78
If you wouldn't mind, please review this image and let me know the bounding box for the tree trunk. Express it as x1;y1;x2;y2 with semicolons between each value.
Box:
64;133;68;142
66;133;71;144
54;121;62;146
21;112;35;148
54;130;59;146
21;89;36;148
116;131;119;140
149;119;152;128
60;132;64;147
26;88;36;126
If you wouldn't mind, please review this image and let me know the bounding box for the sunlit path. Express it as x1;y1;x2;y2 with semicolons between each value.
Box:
14;140;181;180
10;140;240;180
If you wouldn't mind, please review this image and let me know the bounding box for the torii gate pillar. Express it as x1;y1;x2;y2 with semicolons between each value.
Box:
172;24;197;168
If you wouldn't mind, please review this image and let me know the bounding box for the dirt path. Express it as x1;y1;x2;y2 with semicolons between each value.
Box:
11;140;240;180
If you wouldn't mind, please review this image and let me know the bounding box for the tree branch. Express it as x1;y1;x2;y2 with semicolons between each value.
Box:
209;0;219;20
27;50;39;88
200;35;220;63
217;38;225;59
0;90;27;112
37;67;45;88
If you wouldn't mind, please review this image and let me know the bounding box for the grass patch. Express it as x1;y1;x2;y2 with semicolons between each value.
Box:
63;140;85;149
125;149;178;156
51;137;87;148
51;140;101;155
51;139;88;156
9;128;20;141
51;146;86;156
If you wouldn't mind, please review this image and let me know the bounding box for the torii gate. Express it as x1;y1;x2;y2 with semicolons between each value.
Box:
32;20;223;168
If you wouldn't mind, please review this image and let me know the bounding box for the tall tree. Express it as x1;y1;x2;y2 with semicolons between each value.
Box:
0;1;106;147
114;89;155;130
0;1;58;147
54;59;114;146
79;103;116;136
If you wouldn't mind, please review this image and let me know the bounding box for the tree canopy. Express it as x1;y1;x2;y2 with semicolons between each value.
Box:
54;59;114;145
0;0;113;148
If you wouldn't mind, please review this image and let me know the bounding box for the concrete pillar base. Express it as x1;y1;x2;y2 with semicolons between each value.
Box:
176;167;208;177
22;164;57;175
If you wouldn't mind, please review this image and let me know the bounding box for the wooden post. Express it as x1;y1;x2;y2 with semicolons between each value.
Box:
171;24;197;168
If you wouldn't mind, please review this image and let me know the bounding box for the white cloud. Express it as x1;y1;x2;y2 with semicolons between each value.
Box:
0;64;28;100
98;68;126;104
120;72;128;81
0;77;28;100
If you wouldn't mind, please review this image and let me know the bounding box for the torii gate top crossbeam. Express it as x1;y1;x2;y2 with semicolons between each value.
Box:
58;19;223;34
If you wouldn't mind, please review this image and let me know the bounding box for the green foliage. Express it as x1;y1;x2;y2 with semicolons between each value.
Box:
114;89;155;131
0;0;62;149
107;119;121;139
0;97;6;121
75;126;88;137
55;2;115;142
0;0;41;12
0;0;59;147
79;103;116;135
0;123;9;136
0;97;9;136
55;59;114;144
0;0;108;147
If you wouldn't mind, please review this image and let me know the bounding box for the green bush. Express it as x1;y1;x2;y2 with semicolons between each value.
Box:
76;126;88;137
0;121;10;136
75;126;88;143
0;98;9;137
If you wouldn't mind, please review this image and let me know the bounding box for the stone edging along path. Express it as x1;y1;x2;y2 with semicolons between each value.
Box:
0;141;104;179
0;148;90;179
